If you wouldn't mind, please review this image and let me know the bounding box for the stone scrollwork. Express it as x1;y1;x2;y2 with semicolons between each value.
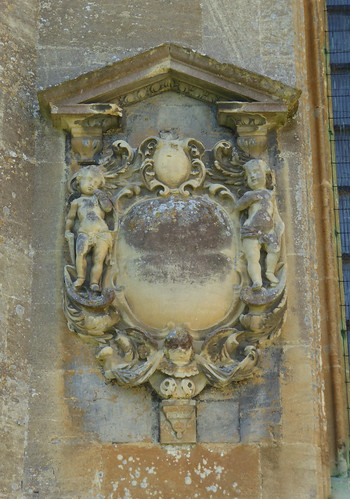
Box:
140;136;206;196
63;131;287;442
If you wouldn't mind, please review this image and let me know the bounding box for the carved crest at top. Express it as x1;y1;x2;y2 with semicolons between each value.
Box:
39;44;300;443
140;136;206;196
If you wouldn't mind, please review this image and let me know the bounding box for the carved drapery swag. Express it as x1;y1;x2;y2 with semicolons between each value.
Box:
39;44;300;443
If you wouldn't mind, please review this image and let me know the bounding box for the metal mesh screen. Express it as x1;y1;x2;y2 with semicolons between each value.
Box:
326;0;350;424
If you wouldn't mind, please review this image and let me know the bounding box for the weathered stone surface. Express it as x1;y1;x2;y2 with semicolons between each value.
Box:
37;0;203;87
197;399;240;443
0;0;343;497
119;196;237;329
122;92;234;152
260;443;323;499
65;371;158;442
36;443;260;498
0;1;37;495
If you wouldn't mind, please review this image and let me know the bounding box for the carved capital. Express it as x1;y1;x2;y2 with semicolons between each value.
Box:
49;103;122;163
217;102;288;157
70;126;103;164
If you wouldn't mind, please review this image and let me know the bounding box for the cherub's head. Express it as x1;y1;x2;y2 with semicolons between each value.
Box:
76;165;105;195
243;159;270;190
164;329;193;366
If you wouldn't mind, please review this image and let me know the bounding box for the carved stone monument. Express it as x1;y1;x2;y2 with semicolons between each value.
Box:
39;44;300;443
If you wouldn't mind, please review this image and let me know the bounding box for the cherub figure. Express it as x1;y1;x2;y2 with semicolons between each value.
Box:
65;165;114;292
236;159;284;291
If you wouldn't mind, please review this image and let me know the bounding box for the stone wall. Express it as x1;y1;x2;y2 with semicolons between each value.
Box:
0;1;37;496
0;0;344;497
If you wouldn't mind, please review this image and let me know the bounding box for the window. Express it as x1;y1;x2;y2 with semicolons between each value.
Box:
326;0;350;424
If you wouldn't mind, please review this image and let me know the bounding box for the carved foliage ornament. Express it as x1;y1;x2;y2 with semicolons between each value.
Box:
63;131;286;407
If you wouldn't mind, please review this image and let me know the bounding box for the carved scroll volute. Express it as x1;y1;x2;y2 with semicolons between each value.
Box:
181;138;206;195
139;136;163;192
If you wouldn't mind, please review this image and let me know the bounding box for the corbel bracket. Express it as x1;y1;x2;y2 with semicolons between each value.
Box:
217;101;288;157
49;103;122;164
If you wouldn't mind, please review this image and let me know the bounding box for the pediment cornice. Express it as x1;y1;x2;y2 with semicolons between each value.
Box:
38;44;300;163
38;43;300;119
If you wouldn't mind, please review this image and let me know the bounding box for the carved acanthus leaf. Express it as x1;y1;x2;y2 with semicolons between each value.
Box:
100;139;137;189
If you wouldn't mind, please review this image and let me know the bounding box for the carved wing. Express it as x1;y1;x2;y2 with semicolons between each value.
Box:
107;351;163;386
196;346;258;387
200;327;240;363
97;328;163;385
101;139;136;188
212;140;247;185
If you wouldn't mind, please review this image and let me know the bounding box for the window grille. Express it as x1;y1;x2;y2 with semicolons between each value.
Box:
325;0;350;429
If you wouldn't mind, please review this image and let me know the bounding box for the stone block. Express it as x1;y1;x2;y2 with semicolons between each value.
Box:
281;345;317;444
65;371;158;442
160;399;196;444
47;442;261;498
31;250;62;305
240;406;281;443
197;399;239;443
260;443;323;499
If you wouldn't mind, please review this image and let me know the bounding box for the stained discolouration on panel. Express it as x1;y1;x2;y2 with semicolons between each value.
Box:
121;197;234;284
117;195;239;329
56;443;261;498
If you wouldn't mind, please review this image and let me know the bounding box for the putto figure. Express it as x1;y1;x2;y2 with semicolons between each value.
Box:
236;159;284;291
65;165;114;292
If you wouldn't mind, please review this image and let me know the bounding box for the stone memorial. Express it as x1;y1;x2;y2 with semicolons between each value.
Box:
40;44;298;443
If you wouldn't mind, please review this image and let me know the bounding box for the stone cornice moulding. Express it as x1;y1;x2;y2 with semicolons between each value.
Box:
49;103;123;132
217;101;288;131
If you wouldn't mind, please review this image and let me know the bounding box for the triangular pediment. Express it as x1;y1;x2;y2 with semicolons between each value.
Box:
38;44;300;122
